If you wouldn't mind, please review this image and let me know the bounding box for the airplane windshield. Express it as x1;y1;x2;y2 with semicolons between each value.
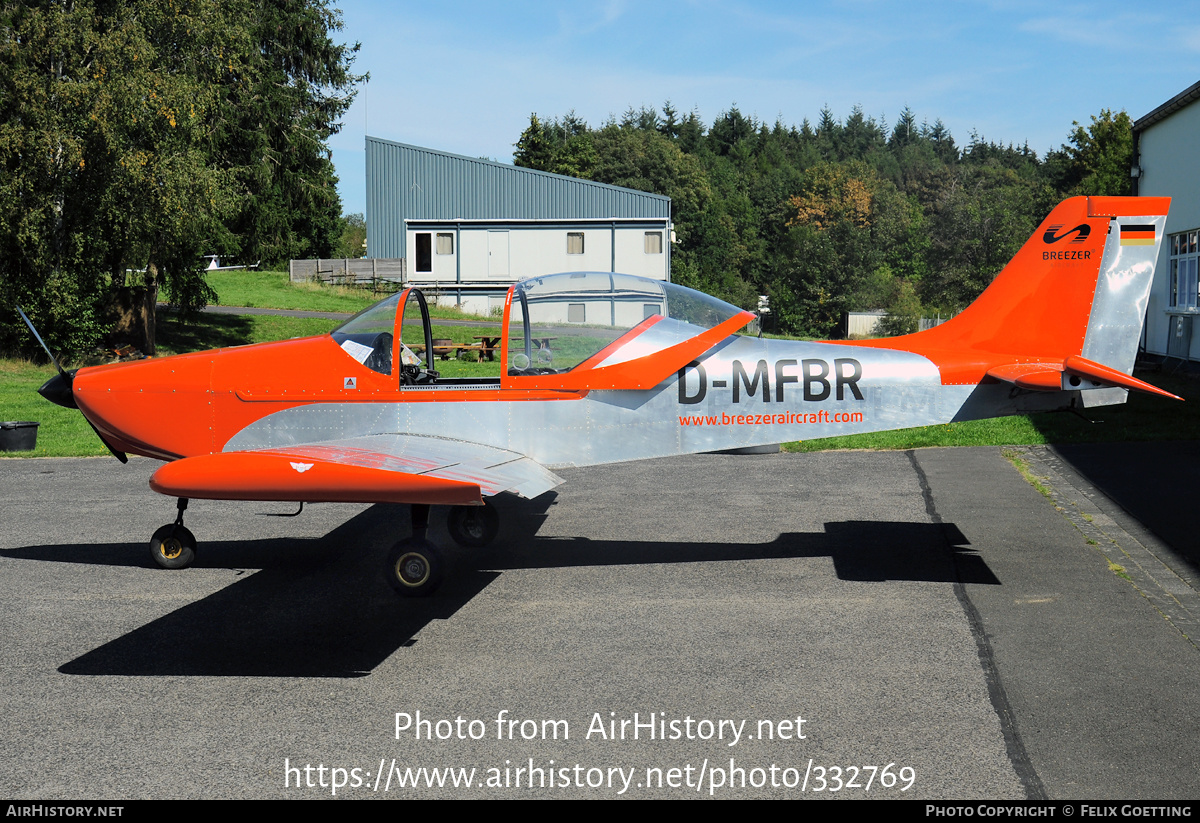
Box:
331;292;401;375
507;273;750;375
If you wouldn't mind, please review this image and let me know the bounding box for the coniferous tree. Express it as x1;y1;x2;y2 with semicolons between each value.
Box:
219;0;365;268
508;102;1113;337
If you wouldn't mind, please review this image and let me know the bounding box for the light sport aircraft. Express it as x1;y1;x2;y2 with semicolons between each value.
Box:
202;255;260;272
30;195;1177;597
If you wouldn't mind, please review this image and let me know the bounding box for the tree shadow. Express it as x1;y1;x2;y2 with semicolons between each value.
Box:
156;311;254;354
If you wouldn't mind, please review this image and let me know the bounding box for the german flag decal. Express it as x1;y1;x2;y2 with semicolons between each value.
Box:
1120;224;1156;246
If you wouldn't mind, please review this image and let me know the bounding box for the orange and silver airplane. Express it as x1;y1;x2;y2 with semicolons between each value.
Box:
25;196;1177;596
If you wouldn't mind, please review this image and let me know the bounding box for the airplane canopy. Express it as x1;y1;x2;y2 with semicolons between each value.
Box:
325;272;756;393
330;291;401;375
504;272;757;389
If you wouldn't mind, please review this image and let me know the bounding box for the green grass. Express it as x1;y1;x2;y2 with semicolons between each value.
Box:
1001;448;1054;499
156;312;335;354
0;360;104;456
1110;563;1134;582
205;269;378;314
205;269;491;321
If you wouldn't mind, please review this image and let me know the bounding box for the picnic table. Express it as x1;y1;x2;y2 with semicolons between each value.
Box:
473;335;502;361
512;336;558;351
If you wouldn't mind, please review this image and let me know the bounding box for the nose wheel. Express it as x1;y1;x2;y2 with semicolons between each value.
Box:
150;498;196;569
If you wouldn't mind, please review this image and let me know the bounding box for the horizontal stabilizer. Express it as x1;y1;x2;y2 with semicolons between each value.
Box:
1064;355;1181;401
985;356;1180;400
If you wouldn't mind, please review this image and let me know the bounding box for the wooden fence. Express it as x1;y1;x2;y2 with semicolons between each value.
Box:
289;258;406;288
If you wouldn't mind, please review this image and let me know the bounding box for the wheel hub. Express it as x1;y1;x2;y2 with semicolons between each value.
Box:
396;553;430;586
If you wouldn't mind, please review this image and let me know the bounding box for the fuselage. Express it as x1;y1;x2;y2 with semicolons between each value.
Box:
71;192;1174;474
71;329;1090;470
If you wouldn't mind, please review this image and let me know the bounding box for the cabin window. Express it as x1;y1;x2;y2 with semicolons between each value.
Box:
644;231;663;254
436;233;454;255
505;272;750;380
567;232;585;254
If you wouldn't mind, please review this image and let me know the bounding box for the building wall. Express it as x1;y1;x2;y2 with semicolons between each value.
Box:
405;221;670;313
1138;98;1200;359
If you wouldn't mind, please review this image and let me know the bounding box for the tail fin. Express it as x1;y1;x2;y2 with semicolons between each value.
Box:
850;196;1170;387
1079;197;1170;375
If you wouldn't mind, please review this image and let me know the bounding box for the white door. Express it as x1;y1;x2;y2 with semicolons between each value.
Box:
488;231;509;280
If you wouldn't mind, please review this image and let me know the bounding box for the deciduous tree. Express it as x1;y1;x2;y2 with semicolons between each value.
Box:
1049;108;1133;197
0;0;362;358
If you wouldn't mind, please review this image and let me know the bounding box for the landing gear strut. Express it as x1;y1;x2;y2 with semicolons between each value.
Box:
150;497;196;570
386;504;444;597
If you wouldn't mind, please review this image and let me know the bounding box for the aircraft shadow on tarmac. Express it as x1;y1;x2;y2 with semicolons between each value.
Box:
21;496;998;678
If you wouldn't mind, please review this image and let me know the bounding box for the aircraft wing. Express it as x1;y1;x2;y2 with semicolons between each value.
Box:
148;434;564;506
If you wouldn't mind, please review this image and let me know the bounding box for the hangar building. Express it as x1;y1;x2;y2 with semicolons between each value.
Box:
1132;80;1200;361
365;137;673;315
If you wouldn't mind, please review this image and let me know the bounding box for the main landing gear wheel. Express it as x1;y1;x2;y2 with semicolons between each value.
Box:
150;524;196;570
447;502;499;548
387;539;444;597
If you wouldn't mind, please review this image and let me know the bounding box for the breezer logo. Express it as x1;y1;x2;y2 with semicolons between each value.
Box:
1043;223;1091;244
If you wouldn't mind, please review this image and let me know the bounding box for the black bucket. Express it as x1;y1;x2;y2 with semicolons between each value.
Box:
0;421;39;452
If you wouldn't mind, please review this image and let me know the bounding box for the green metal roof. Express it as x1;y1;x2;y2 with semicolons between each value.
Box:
366;137;671;259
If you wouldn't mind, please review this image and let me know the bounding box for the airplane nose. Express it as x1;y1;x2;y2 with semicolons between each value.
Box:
37;369;77;409
71;352;218;460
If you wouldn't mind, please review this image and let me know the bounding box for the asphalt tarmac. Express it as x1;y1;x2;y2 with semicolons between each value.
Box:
1;445;1197;799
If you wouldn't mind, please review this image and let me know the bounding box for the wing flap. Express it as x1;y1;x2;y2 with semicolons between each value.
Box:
1064;355;1181;400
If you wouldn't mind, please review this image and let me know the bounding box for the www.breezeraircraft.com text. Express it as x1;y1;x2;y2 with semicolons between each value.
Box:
678;410;866;427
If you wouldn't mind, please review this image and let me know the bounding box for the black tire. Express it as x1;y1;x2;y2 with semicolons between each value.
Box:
386;539;443;597
447;502;499;548
150;524;196;570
